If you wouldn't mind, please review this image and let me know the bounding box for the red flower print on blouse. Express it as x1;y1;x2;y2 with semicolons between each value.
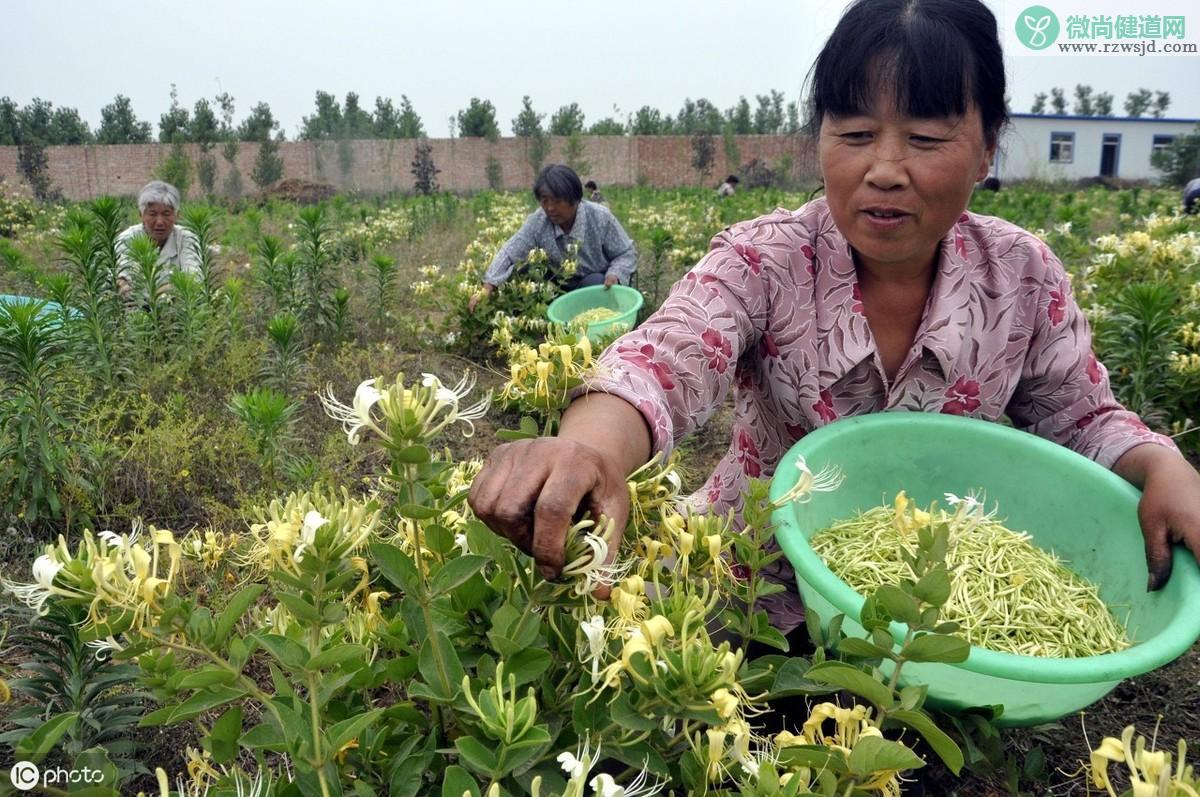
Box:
958;212;970;223
801;244;816;277
616;342;676;390
1086;353;1102;385
759;333;780;359
736;427;762;477
785;422;807;440
813;389;838;423
734;242;762;274
1047;280;1069;327
1074;407;1115;430
701;328;732;373
851;283;865;315
941;376;981;415
707;473;724;505
955;232;967;259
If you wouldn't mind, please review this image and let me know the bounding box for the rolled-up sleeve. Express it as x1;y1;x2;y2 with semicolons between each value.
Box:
484;212;540;287
578;228;768;456
1006;250;1178;469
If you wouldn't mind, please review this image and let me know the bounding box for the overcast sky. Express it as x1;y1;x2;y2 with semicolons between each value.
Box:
3;0;1198;140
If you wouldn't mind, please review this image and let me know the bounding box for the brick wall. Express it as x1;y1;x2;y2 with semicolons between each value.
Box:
0;135;818;200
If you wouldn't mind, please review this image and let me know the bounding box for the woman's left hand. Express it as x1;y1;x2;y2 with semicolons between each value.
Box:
1117;444;1200;590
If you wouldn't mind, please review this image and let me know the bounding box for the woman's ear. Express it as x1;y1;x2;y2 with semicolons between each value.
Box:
976;139;998;182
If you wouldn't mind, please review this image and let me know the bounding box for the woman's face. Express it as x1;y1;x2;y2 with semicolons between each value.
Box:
538;192;579;230
140;202;177;245
818;94;995;278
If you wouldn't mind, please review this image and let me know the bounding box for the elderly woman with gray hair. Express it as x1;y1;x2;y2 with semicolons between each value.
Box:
115;180;201;297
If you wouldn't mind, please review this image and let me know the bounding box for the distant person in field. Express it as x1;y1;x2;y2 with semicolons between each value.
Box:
468;164;636;312
1184;176;1200;215
717;174;739;197
980;175;1001;191
115;180;201;298
584;180;607;205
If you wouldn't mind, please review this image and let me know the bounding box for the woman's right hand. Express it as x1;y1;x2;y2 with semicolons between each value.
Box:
467;282;495;313
467;436;632;596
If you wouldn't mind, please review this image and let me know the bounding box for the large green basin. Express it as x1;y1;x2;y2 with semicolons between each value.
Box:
546;284;643;339
769;412;1200;726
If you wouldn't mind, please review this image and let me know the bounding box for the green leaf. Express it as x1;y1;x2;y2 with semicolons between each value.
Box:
208;707;243;764
441;766;480;797
16;712;79;763
463;519;510;562
431;555;488;596
417;631;465;701
308;644;369;672
610;693;658;731
276;591;322;623
214;583;266;646
395;444;431;464
888;709;965;775
913;566;952;607
399;503;440;520
239;723;287;751
776;744;848;773
455;736;499;777
902;634;970;664
837;637;893;660
768;657;832;699
255;633;310;668
146;681;244;724
177;667;238;690
370;542;419;593
848;735;926;775
505;648;552;687
859;596;890;632
899;684;928;711
875;585;922;626
804;661;894;708
327;709;384;753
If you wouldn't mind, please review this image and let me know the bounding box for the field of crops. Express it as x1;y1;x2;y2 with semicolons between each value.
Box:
1;182;1198;796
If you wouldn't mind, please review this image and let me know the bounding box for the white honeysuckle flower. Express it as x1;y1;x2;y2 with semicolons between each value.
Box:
558;737;599;784
319;378;385;445
86;636;123;661
580;615;607;678
3;553;72;615
772;457;843;508
32;554;64;590
589;763;663;797
293;510;328;562
454;533;470;555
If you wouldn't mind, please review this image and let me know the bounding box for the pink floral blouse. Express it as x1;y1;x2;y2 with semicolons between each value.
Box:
584;198;1177;631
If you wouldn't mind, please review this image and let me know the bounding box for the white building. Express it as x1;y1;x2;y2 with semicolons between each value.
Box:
996;113;1198;182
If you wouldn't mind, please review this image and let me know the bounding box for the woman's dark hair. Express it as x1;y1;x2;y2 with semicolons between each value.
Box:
533;164;583;204
726;175;740;184
584;179;598;190
807;0;1008;146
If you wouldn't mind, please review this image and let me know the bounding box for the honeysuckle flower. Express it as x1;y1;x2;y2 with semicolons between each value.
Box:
580;615;607;678
557;736;599;785
454;532;470;555
294;510;328;562
589;765;663;797
640;615;675;645
709;687;738;719
771;456;844;507
319;378;385;445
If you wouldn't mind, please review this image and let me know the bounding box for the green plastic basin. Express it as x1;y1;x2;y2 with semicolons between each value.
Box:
769;412;1200;726
0;294;80;328
546;284;643;339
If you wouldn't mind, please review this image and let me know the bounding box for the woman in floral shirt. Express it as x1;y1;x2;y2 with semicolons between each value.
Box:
470;0;1200;629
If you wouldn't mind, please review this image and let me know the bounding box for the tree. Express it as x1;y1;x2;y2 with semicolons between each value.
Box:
675;98;723;134
155;139;192;196
563;132;590;176
1151;124;1199;186
512;96;549;175
784;101;802;135
342;92;373;138
395;96;424;138
96;94;152;144
457;98;500;140
158;84;191;142
725;96;753;134
589;118;625;135
1124;88;1153;117
1094;93;1114;117
251;138;284;189
754;91;785;134
1152;91;1171;118
190;98;221;194
1049;87;1067;115
411;140;439;194
301;91;343;140
17;143;56;200
549;103;586;136
691;131;715;179
215;93;242;199
1030;93;1047;114
1072;84;1094;116
0;97;18;145
16;98;54;143
630;106;666;135
239;102;282;142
